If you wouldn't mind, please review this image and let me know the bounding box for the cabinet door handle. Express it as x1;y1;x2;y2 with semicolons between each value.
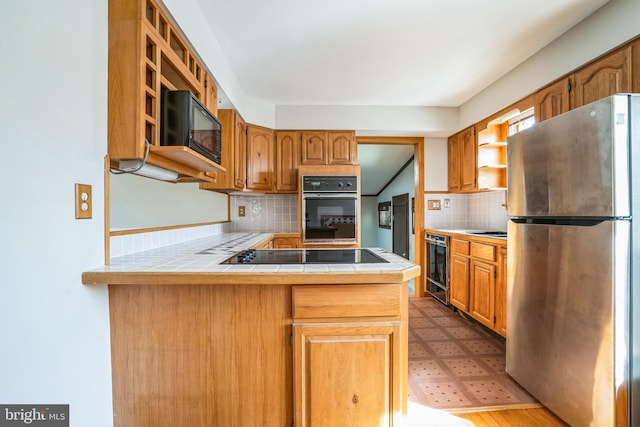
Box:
352;394;359;404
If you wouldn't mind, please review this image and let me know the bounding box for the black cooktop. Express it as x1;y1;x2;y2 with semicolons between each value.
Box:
221;249;388;265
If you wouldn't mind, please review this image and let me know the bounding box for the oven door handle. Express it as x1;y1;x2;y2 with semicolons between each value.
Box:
302;193;357;198
425;237;447;247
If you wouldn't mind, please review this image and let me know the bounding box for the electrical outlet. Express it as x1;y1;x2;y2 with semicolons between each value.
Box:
427;199;441;210
238;206;246;217
75;183;92;219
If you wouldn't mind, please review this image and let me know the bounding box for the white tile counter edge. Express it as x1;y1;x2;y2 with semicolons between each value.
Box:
92;232;416;274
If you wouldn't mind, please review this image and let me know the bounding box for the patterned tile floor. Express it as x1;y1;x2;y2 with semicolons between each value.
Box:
408;297;540;412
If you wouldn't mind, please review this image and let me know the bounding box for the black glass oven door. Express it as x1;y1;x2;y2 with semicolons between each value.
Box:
303;197;357;241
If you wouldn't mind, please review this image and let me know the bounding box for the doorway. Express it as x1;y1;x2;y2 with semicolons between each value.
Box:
392;193;409;259
356;136;424;297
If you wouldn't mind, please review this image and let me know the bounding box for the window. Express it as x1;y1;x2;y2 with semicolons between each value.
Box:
508;107;535;136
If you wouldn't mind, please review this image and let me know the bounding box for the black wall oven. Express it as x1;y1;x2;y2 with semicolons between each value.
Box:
302;176;358;245
424;232;449;305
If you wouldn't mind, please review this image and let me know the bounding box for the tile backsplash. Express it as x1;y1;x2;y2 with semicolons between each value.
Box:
424;190;508;231
110;191;505;259
230;194;298;233
110;222;234;258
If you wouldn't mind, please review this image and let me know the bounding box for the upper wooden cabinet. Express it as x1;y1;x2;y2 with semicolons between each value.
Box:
571;45;632;109
301;131;357;165
328;131;357;164
535;39;638;123
199;109;246;192
275;131;299;193
246;125;275;192
448;126;476;192
447;134;460;191
108;0;223;182
534;78;570;123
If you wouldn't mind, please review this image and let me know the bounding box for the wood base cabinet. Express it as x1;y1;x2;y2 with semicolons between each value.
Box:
292;284;407;427
293;322;400;427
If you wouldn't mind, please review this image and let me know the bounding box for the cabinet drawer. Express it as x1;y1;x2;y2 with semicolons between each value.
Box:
470;242;496;262
292;284;401;319
451;238;470;255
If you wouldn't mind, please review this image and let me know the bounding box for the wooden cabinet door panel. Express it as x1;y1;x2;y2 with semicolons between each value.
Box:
327;131;356;164
233;118;247;189
470;260;496;329
447;135;460;192
246;125;274;191
276;131;299;193
450;253;470;311
300;131;327;165
571;46;632;109
460;126;477;191
495;247;508;337
294;323;398;427
534;78;570;123
272;237;299;248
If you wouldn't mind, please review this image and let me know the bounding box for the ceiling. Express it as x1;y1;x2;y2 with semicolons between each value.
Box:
193;0;609;194
358;144;415;195
196;0;608;107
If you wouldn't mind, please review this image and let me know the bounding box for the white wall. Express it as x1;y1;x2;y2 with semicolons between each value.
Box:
110;174;229;230
360;197;379;248
275;105;458;136
459;0;640;130
424;137;448;191
0;0;114;426
163;0;276;127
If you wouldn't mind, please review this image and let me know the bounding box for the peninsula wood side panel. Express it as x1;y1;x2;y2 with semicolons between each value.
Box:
109;284;292;427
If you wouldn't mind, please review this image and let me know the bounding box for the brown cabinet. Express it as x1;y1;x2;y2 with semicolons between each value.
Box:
447;134;460;191
108;0;223;181
199;109;246;192
469;258;496;330
534;78;570;123
449;238;470;311
300;131;357;165
246;125;275;192
328;131;357;164
293;323;399;427
534;41;638;124
495;247;508;337
272;235;300;248
276;131;299;193
448;126;476;192
292;284;405;427
447;235;506;337
570;45;632;109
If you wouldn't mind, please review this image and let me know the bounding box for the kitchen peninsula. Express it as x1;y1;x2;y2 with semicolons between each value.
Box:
82;232;419;427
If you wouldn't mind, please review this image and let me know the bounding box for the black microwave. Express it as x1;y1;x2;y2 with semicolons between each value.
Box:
160;89;222;164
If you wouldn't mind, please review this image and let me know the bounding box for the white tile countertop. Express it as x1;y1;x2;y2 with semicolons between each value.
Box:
82;232;420;286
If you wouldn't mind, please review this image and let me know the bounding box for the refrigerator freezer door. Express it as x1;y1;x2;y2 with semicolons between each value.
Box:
506;219;630;427
507;94;631;218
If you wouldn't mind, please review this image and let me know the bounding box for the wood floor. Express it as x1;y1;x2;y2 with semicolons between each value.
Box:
404;402;569;427
455;407;569;426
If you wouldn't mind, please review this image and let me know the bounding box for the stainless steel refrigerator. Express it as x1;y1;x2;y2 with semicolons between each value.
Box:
506;94;639;427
